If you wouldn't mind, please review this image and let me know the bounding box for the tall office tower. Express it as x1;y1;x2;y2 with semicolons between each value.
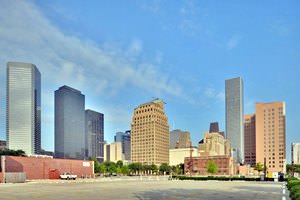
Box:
225;77;244;163
209;122;219;133
85;109;104;162
114;130;131;160
292;143;300;165
244;114;256;165
7;62;41;155
55;86;85;160
256;102;286;173
170;129;191;149
131;99;170;165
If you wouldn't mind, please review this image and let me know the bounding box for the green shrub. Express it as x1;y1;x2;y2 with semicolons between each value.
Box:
171;175;260;181
290;185;300;200
291;191;300;200
287;180;300;190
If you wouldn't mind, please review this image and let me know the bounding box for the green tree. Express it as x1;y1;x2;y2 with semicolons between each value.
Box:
92;157;101;173
128;163;137;175
207;160;218;174
159;163;170;175
136;163;143;174
150;164;158;174
170;165;181;175
0;149;26;156
99;163;106;174
254;162;264;173
121;165;129;175
142;164;151;175
116;160;123;168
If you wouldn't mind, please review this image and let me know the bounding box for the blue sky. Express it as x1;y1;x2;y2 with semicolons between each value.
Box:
0;0;299;163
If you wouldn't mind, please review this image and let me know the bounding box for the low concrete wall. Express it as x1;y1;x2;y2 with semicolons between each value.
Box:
5;172;26;183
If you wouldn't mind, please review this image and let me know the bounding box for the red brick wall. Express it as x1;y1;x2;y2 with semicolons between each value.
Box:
2;156;94;180
184;156;234;176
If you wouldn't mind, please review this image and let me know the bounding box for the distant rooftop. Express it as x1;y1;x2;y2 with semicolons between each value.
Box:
58;85;81;94
137;98;166;108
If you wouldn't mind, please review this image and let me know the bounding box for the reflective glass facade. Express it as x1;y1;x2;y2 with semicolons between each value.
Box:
55;86;85;160
225;77;244;163
85;109;104;162
7;62;41;155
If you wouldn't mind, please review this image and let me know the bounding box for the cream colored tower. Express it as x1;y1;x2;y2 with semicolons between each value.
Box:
131;99;170;165
256;102;286;173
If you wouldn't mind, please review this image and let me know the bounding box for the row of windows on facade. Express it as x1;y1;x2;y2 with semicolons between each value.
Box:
135;108;164;115
263;146;285;152
264;107;283;112
131;139;168;143
263;140;285;145
133;115;167;121
263;126;285;131
132;125;169;131
269;165;284;168
132;121;169;126
264;131;285;135
263;136;285;141
264;107;283;113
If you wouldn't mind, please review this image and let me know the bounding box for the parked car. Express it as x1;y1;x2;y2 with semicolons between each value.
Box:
60;172;77;180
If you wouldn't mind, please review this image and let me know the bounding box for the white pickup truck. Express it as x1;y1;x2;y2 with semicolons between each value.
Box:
59;172;77;180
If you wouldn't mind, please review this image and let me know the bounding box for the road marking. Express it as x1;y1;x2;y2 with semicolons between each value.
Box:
282;196;286;200
282;189;285;194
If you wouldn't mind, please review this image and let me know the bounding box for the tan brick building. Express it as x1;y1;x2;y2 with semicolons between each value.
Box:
131;99;169;165
244;114;256;165
256;102;286;173
198;132;231;157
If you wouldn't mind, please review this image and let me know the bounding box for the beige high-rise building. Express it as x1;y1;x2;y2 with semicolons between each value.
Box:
256;102;286;173
198;132;230;156
244;114;256;165
131;99;170;165
292;143;300;165
104;142;122;162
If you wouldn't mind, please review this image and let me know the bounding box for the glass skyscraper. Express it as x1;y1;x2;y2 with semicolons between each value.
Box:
55;85;85;160
225;77;244;163
114;130;131;160
85;109;104;162
7;62;41;155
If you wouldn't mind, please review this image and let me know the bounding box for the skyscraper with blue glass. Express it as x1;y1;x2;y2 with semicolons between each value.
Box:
55;85;85;159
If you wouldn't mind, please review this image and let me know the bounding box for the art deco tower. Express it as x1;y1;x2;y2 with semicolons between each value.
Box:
131;99;169;165
7;62;41;155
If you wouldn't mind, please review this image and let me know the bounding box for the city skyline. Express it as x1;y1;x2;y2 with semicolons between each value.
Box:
0;1;299;163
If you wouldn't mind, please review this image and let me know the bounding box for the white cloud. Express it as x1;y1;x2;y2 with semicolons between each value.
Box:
0;0;194;148
270;20;292;36
226;35;241;50
204;87;224;102
139;0;162;13
0;0;188;99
